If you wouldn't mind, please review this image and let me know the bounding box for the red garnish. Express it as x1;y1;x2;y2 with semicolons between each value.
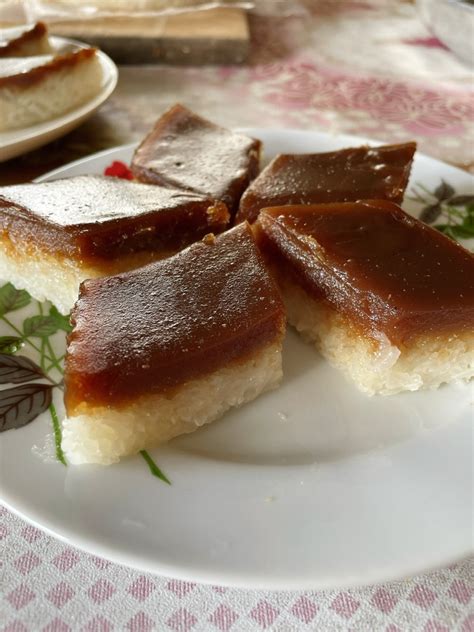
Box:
104;161;134;180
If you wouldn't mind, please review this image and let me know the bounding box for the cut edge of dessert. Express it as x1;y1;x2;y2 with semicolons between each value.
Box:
62;340;283;465
0;175;230;314
280;277;474;396
0;240;176;316
0;243;95;317
62;222;286;465
254;201;474;396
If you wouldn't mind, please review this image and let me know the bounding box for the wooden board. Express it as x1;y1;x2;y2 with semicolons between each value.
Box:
48;7;250;64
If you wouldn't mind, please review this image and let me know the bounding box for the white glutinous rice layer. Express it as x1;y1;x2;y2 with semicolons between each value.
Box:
62;341;283;465
0;242;99;314
0;240;170;314
282;279;474;396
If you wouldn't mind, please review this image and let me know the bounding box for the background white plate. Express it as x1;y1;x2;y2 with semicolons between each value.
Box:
0;129;473;590
0;36;118;162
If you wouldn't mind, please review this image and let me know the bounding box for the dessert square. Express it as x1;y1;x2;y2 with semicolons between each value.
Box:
132;103;261;215
254;200;474;395
0;22;52;58
62;222;286;464
237;142;416;224
0;175;229;313
0;48;102;132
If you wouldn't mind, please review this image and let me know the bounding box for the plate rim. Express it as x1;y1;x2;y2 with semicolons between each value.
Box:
2;493;470;591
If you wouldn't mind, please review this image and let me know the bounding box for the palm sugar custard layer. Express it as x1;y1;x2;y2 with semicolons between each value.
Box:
62;222;286;465
237;142;416;224
0;175;229;313
132;103;261;216
254;201;474;395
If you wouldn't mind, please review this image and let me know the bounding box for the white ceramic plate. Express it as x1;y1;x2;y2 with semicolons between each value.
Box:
0;36;118;162
0;130;473;590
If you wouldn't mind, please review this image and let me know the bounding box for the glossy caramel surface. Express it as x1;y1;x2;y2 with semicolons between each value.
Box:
65;223;285;411
132;103;261;214
0;175;229;264
237;142;416;224
255;201;474;343
0;48;96;88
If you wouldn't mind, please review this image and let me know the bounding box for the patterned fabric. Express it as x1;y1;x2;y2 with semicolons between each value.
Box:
1;1;473;630
1;508;473;631
1;0;473;186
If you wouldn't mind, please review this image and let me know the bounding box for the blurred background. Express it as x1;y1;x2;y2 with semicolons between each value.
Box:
0;0;473;183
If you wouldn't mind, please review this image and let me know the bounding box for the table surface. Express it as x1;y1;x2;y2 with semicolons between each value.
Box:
1;1;473;630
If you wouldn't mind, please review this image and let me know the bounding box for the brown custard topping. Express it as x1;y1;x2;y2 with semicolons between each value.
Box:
0;175;229;265
237;142;416;224
255;201;474;344
64;222;285;412
132;103;261;215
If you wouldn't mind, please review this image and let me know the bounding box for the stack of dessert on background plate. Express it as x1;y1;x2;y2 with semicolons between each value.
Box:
0;21;103;132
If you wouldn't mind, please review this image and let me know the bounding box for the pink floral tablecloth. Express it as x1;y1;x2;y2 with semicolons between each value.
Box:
1;1;473;629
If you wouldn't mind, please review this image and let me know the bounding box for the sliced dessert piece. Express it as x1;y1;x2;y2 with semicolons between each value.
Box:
0;175;229;313
237;142;416;224
254;200;474;395
132;103;261;215
0;22;52;58
0;48;102;132
62;222;286;465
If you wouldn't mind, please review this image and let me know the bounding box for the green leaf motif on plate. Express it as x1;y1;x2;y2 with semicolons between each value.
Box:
23;315;59;338
434;223;474;239
49;305;72;334
409;181;474;247
0;284;171;482
0;283;31;316
419;202;441;224
433;179;455;201
0;336;23;354
449;195;474;206
0;353;46;384
140;449;171;485
0;383;53;431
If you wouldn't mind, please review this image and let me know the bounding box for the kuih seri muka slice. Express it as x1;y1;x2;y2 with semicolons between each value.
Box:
236;142;416;224
0;175;229;313
62;222;286;465
254;200;474;395
132;103;261;216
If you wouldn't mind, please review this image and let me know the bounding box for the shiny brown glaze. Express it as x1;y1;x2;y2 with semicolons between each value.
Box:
0;47;96;89
237;142;416;224
0;22;48;58
0;175;229;266
254;201;474;344
132;103;261;215
64;222;285;411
